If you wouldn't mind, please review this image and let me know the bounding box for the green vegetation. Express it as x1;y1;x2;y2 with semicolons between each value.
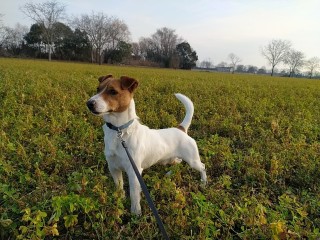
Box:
0;58;319;239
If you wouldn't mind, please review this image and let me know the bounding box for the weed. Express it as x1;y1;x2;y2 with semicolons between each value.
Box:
0;58;319;239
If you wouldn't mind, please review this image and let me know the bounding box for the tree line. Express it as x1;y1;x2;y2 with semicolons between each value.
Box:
261;39;319;78
0;1;198;69
199;40;320;78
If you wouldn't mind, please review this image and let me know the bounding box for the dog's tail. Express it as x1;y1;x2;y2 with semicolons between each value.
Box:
175;93;194;133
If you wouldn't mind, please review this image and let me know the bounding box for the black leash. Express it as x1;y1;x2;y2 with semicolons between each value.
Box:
106;121;169;240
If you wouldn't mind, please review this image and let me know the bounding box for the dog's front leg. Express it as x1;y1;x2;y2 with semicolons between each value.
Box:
109;167;124;190
128;169;143;215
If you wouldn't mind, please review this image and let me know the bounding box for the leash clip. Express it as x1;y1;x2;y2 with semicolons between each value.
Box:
117;129;123;139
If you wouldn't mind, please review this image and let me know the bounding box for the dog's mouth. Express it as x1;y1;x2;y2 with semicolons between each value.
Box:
90;110;101;115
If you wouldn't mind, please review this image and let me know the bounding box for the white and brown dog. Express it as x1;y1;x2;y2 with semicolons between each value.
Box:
87;75;207;215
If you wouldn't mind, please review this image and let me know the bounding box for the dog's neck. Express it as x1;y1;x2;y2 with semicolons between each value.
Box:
102;99;138;127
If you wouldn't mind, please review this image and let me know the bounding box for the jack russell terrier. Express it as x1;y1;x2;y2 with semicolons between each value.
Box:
87;75;207;215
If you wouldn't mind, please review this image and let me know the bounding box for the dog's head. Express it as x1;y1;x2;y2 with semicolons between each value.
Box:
86;74;139;115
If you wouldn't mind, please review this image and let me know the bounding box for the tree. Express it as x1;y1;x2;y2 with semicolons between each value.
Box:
107;18;130;50
52;22;74;60
21;0;66;61
216;61;228;67
138;27;195;68
176;41;198;70
284;49;305;77
142;27;180;67
153;27;179;58
0;13;4;36
200;59;213;68
105;41;132;63
139;37;159;62
24;24;44;57
1;24;28;56
72;12;130;64
228;53;241;74
247;65;258;74
261;39;291;76
305;57;320;79
131;42;141;59
0;13;3;33
257;66;267;75
69;29;91;61
235;65;246;73
104;18;130;63
0;14;4;50
72;12;109;64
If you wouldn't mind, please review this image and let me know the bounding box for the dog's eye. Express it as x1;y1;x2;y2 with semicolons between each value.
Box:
107;89;118;95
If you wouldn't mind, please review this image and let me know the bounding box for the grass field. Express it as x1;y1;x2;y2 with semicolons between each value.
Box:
0;58;319;239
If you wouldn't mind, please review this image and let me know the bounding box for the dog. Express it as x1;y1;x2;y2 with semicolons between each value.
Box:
87;75;207;215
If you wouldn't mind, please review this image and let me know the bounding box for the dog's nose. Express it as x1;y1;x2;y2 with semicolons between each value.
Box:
86;99;96;111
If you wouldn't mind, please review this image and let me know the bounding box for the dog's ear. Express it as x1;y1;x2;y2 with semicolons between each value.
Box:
120;76;139;93
98;74;113;83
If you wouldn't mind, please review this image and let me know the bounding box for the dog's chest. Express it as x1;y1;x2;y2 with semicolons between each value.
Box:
103;129;121;157
102;125;134;168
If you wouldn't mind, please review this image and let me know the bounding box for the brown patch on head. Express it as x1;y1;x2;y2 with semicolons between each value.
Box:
96;75;139;113
177;125;186;133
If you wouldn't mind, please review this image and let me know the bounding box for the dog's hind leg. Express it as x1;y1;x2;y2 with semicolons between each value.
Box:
180;145;207;185
188;159;207;185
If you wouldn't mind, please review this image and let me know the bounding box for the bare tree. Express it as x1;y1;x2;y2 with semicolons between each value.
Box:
138;28;181;67
131;42;140;59
228;53;241;74
305;57;320;79
21;0;65;61
152;27;179;57
283;49;305;77
0;24;28;56
216;61;228;67
200;59;213;68
261;39;291;76
72;12;130;64
107;18;130;50
0;13;5;46
104;17;130;63
72;12;110;64
152;27;181;67
0;13;3;28
139;37;159;59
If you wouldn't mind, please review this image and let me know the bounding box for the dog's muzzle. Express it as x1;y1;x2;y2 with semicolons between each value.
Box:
86;99;98;114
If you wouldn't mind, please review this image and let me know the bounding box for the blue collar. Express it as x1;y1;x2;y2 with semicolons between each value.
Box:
105;119;135;132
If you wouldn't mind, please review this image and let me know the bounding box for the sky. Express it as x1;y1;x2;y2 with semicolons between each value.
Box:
1;0;320;68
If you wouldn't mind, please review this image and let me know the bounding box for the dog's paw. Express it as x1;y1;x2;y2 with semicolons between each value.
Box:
131;204;142;216
114;189;126;198
200;179;207;188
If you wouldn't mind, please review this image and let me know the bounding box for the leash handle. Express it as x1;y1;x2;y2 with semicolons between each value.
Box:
120;137;170;240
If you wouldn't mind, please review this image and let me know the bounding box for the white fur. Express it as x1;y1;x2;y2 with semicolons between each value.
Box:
97;93;207;215
174;93;194;131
